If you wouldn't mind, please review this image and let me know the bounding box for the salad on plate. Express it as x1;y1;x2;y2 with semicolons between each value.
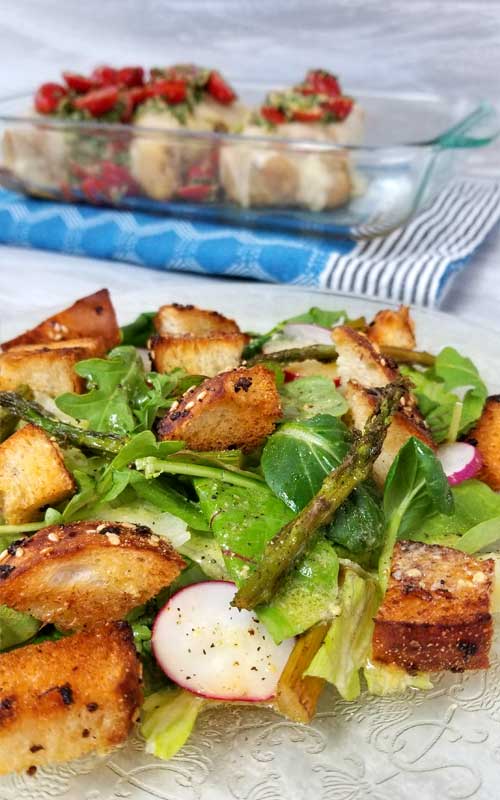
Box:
0;289;498;776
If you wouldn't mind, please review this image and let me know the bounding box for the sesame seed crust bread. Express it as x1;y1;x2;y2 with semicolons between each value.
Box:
0;424;75;524
468;395;500;491
156;365;282;452
373;541;494;672
1;289;120;352
0;621;142;775
332;325;400;388
367;305;416;350
0;521;185;631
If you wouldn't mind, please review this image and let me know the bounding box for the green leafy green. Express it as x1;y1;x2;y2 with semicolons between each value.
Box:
135;455;265;491
280;377;348;421
305;570;380;701
450;516;500;554
178;532;228;579
120;311;156;347
326;481;385;556
403;346;487;442
379;437;453;588
0;605;40;651
363;660;432;696
258;539;339;643
261;415;350;512
141;688;205;760
243;307;348;358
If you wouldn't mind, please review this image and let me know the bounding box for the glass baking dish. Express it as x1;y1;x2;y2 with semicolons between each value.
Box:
0;88;497;239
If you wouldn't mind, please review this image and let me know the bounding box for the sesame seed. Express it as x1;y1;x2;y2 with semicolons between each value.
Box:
184;401;195;410
196;390;207;401
15;547;24;558
184;385;196;395
169;400;179;412
0;550;8;562
406;568;422;579
48;532;59;542
106;533;120;546
149;535;160;545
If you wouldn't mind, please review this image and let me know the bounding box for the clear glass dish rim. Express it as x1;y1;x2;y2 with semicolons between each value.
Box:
0;88;492;155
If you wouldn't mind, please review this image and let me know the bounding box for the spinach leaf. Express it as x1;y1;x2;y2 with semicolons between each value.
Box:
403;346;487;442
261;415;350;512
407;479;500;541
280;377;348;421
379;437;453;588
120;311;156;347
326;481;385;555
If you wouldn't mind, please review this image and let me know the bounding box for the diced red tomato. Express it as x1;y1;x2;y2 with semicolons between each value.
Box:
186;151;218;183
91;65;119;86
128;86;149;106
62;72;94;93
334;377;342;387
284;369;300;383
323;96;353;120
176;183;216;202
260;106;286;125
304;69;341;98
291;108;324;123
80;176;107;202
206;71;236;105
74;86;119;116
99;161;135;189
34;82;67;114
69;161;91;180
147;79;187;104
116;66;144;87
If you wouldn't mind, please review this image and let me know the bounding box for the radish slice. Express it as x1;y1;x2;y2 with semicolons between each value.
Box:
437;442;483;486
282;323;333;345
152;581;295;701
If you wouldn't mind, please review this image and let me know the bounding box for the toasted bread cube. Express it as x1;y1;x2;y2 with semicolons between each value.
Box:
157;365;281;452
149;332;247;377
0;338;105;396
154;303;241;337
0;621;142;775
373;541;494;672
2;289;120;352
332;325;400;388
0;521;185;630
468;396;500;491
367;305;416;350
345;381;435;484
0;424;75;524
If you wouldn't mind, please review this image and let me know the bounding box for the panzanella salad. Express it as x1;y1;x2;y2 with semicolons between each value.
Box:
4;65;361;210
0;291;498;774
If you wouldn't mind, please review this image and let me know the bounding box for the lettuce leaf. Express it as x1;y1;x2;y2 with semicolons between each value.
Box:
0;605;40;651
141;688;205;760
280;377;348;421
305;570;380;701
363;660;432;696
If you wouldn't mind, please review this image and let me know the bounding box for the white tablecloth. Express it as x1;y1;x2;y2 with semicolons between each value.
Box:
0;0;499;329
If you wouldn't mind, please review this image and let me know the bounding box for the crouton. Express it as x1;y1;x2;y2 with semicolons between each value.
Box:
345;381;435;485
2;289;120;352
0;425;75;524
367;305;416;350
0;338;105;396
149;332;247;377
0;621;142;775
468;396;500;491
373;541;494;672
157;365;281;452
154;303;241;337
332;325;400;388
0;520;185;630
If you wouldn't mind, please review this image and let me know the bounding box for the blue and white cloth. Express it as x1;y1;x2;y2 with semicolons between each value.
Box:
0;179;498;308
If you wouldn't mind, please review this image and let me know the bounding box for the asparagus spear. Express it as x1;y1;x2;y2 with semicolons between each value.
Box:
0;391;126;455
233;379;408;610
248;344;435;368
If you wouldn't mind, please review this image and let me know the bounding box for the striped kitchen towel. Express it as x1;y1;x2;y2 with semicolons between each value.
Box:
0;179;498;308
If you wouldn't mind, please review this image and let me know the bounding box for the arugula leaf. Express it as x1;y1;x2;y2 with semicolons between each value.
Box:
305;569;380;701
56;346;146;434
280;377;348;421
0;605;40;651
403;346;487;442
379;437;453;588
120;311;156;347
262;415;350;512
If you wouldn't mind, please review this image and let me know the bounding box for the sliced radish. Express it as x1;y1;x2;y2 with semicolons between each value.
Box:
152;581;295;701
437;442;483;486
282;323;333;345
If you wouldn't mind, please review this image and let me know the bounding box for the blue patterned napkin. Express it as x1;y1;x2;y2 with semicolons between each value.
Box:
0;179;498;307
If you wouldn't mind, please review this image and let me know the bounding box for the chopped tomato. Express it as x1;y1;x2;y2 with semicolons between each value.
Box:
116;66;144;87
284;369;300;383
148;79;187;104
291;108;324;123
99;161;135;188
304;69;341;98
186;151;218;183
206;71;236;105
128;86;149;107
323;96;353;120
334;377;342;387
176;183;216;202
91;65;119;86
80;176;106;202
260;106;286;125
62;72;94;93
34;82;67;114
74;86;119;116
